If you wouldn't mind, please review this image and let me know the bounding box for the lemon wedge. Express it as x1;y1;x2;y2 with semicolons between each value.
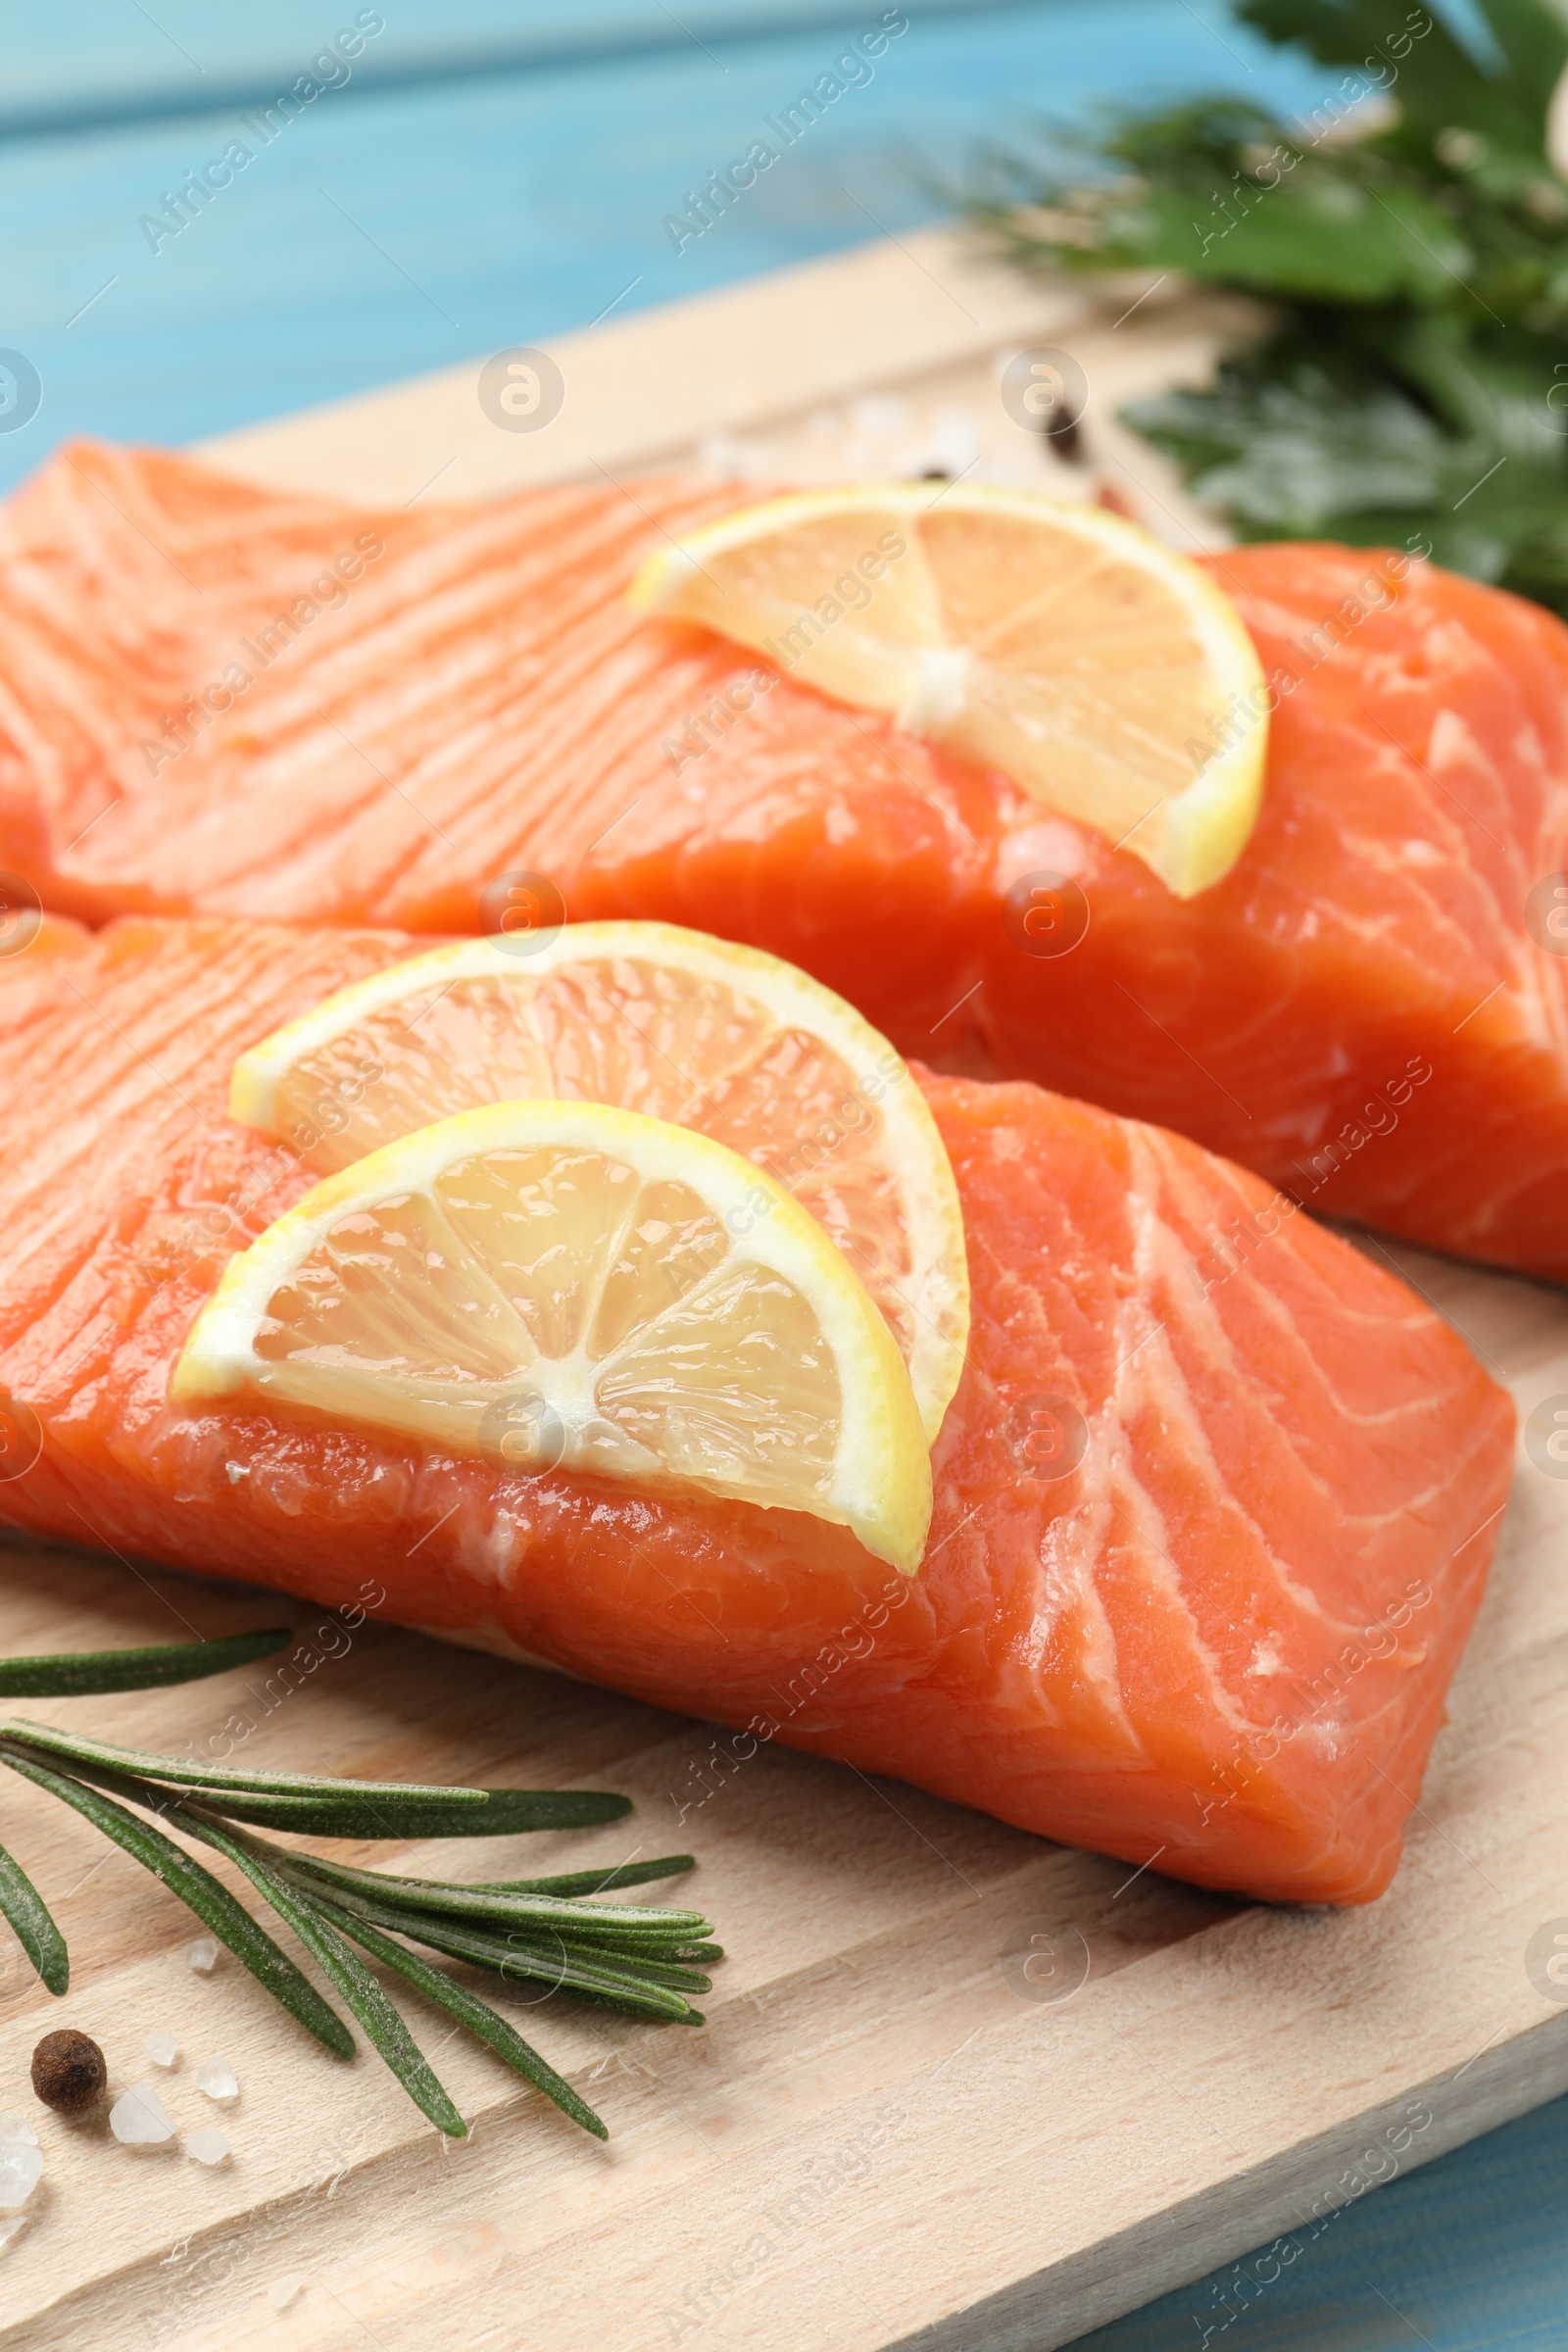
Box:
229;920;969;1445
628;484;1268;898
173;1099;933;1573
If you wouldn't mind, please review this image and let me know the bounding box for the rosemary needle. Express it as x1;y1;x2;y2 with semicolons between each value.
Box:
262;1844;708;1936
2;1761;632;1842
152;1786;633;1838
299;1895;610;2140
0;1718;486;1807
0;1627;291;1698
483;1856;695;1896
296;1885;706;2019
0;1839;69;1995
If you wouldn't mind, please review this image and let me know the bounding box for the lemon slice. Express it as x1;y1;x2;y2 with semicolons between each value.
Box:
628;484;1267;898
229;920;969;1444
173;1099;932;1572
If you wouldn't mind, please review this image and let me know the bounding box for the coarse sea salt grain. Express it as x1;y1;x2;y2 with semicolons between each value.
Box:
0;2214;26;2251
195;2058;238;2103
186;1936;220;1973
143;2031;179;2068
0;2141;42;2211
269;2276;306;2311
110;2082;175;2145
0;2115;39;2211
182;2128;229;2167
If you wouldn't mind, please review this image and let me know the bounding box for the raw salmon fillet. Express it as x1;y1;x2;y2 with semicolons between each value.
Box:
984;542;1568;1283
0;916;1513;1903
0;445;1564;1276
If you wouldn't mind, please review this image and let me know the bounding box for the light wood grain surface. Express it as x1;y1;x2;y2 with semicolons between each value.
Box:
4;233;1561;2352
198;225;1264;547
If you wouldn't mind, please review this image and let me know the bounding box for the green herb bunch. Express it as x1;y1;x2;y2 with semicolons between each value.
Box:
0;1631;718;2140
966;0;1568;610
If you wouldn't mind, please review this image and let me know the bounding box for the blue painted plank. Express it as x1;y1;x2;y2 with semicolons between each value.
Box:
1068;2089;1568;2351
0;1;1090;135
0;1;1334;491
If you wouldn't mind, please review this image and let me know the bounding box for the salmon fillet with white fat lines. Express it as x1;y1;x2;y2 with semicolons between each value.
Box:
0;914;1513;1905
0;445;1563;1280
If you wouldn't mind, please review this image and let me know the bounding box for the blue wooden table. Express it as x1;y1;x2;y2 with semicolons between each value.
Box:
0;0;1337;490
4;5;1566;2341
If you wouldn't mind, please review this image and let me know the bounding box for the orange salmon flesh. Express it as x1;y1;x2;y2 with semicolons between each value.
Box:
0;916;1514;1904
0;447;1563;1281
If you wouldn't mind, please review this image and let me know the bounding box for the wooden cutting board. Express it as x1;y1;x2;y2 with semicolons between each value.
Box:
4;231;1566;2352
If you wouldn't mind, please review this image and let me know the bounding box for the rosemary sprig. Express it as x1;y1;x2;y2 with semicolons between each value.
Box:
0;1637;717;2142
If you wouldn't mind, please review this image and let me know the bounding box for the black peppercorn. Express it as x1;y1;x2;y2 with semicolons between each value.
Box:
30;2028;107;2114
